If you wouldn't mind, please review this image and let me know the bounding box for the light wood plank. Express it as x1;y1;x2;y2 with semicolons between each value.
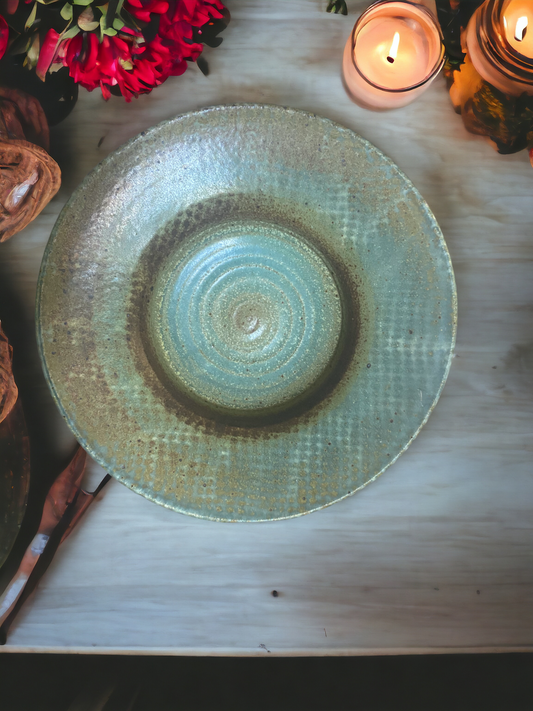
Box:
0;0;532;654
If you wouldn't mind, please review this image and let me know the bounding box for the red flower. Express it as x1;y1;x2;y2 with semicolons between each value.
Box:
0;15;9;61
159;17;203;63
63;33;102;90
124;0;169;23
50;0;227;100
176;0;224;26
157;0;225;69
124;0;224;26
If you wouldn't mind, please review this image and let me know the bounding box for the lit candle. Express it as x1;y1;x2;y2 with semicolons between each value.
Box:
342;1;445;110
464;0;533;97
502;0;533;57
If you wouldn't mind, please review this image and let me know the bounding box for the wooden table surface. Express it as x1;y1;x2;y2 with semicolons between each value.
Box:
0;0;532;655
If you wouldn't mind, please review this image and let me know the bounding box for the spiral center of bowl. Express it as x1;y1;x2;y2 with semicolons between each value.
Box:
214;293;278;352
150;222;344;418
233;302;264;336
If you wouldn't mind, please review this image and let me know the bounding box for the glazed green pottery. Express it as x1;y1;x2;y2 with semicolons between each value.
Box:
37;105;457;522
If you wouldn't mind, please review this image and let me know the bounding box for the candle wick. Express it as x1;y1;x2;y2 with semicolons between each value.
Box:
387;32;400;64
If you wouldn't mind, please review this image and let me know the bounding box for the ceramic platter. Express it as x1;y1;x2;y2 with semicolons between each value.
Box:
37;105;456;522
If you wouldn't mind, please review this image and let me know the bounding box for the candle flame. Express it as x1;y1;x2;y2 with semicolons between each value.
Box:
387;32;400;64
515;16;528;42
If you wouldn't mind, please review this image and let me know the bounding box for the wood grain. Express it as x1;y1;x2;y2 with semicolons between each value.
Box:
0;0;532;654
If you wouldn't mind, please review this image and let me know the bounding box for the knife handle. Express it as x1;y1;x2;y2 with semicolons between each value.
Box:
0;498;78;644
0;532;50;633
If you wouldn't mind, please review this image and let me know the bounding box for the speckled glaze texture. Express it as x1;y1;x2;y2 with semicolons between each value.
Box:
37;105;457;522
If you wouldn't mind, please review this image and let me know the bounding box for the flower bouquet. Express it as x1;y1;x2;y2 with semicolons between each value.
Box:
0;0;229;102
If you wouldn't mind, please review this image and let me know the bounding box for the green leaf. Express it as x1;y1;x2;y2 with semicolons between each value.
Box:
79;19;99;30
78;6;99;30
7;32;34;58
103;26;116;34
25;2;38;30
197;55;209;76
72;0;93;6
60;24;81;39
60;2;73;20
105;0;119;29
326;0;347;14
119;8;141;32
26;33;40;67
112;17;124;29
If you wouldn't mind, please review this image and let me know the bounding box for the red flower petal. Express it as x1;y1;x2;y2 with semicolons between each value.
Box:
100;81;111;100
151;1;169;13
177;0;223;26
167;57;187;76
124;0;168;22
65;34;82;64
36;28;60;80
84;33;100;71
0;15;9;61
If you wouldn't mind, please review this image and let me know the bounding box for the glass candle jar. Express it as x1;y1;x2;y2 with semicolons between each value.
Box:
342;1;445;110
464;0;533;96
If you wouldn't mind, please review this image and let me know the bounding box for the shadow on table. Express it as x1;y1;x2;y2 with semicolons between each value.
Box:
0;653;532;710
0;265;77;591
